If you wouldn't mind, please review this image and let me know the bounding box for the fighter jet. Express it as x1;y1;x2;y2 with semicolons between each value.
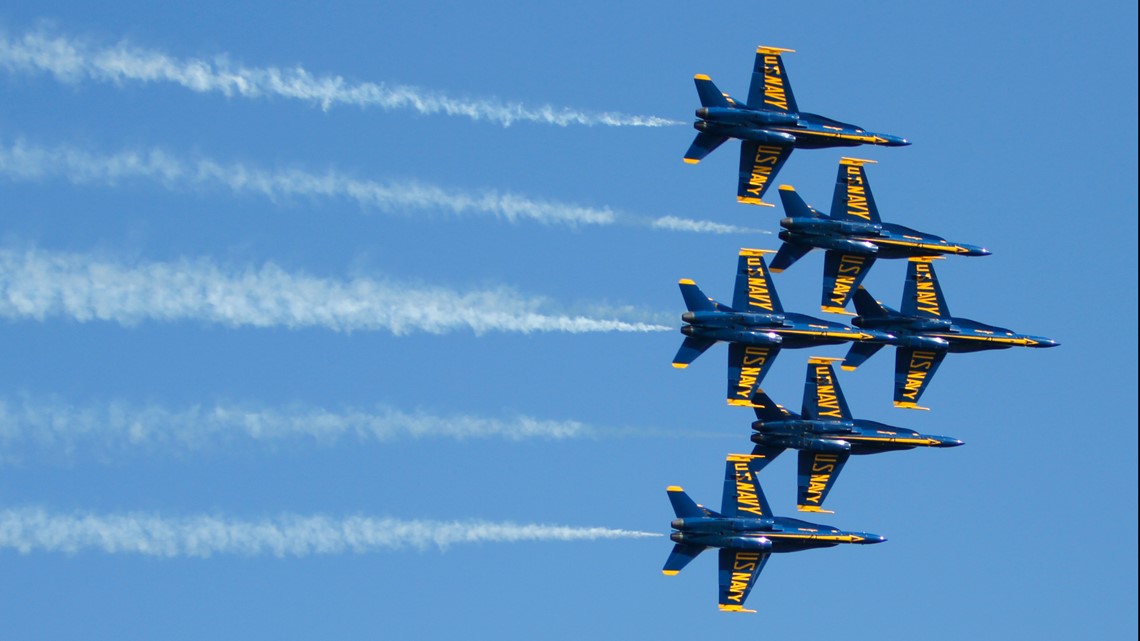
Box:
683;46;910;207
663;453;886;613
844;257;1059;409
673;248;889;406
748;356;962;513
773;158;990;314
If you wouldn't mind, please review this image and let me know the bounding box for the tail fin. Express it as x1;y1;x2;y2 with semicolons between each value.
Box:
667;486;706;519
777;185;821;219
679;279;718;312
694;74;732;108
852;286;889;318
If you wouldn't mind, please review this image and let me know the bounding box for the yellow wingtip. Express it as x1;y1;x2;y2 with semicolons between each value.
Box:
662;570;679;576
839;157;877;166
737;196;775;207
726;399;758;407
777;184;796;192
821;306;856;316
756;45;795;55
678;278;696;285
894;402;931;411
840;365;858;371
667;485;685;492
694;74;711;81
797;505;835;514
807;356;845;365
671;362;688;369
683;158;700;164
719;604;758;613
739;248;777;256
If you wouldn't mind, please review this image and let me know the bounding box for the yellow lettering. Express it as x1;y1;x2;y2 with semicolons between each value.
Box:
762;55;789;110
901;350;938;400
744;146;784;196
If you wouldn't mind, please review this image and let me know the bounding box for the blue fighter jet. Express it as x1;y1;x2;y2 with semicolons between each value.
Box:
663;453;886;613
673;248;888;406
683;46;910;207
748;356;962;513
772;157;990;314
844;258;1059;409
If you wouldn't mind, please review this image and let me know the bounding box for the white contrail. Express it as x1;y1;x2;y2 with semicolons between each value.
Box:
0;248;672;334
0;396;597;455
0;30;681;127
0;139;754;233
0;508;660;557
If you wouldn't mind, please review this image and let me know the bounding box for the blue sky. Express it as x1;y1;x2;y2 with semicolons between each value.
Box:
0;1;1136;639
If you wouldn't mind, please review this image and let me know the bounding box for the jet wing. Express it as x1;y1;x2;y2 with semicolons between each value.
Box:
737;141;793;206
901;258;951;319
721;453;774;518
821;250;875;314
797;450;850;513
732;249;784;313
718;548;771;613
802;357;852;420
746;46;799;113
893;347;947;409
830;158;881;223
728;342;780;406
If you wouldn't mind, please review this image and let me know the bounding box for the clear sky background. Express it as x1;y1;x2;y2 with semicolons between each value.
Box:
0;2;1136;639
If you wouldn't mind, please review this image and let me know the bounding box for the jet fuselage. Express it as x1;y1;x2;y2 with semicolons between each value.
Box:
670;516;885;553
751;417;962;455
853;314;1059;353
693;108;908;151
681;310;886;349
778;218;990;260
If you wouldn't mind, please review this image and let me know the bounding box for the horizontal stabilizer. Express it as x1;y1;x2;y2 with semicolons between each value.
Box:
852;287;890;318
777;185;820;219
684;131;729;164
842;341;884;371
667;486;706;519
678;279;718;312
694;75;732;108
673;335;717;368
750;388;793;422
663;543;706;575
770;242;812;273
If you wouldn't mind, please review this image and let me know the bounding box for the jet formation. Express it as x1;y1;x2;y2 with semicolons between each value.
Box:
662;44;1057;612
683;46;910;207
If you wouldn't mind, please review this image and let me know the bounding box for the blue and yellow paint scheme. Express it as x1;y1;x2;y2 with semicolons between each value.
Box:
664;454;886;613
683;46;909;206
772;158;990;314
674;249;891;407
843;258;1059;409
748;357;962;513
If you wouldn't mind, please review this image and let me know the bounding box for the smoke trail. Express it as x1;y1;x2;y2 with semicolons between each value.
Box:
0;396;597;454
0;508;660;557
0;248;672;334
0;139;755;233
0;30;681;127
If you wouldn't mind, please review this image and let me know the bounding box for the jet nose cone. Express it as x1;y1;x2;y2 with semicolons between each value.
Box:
853;532;887;544
867;534;887;544
961;244;991;257
1028;336;1060;348
934;436;965;448
874;133;911;147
